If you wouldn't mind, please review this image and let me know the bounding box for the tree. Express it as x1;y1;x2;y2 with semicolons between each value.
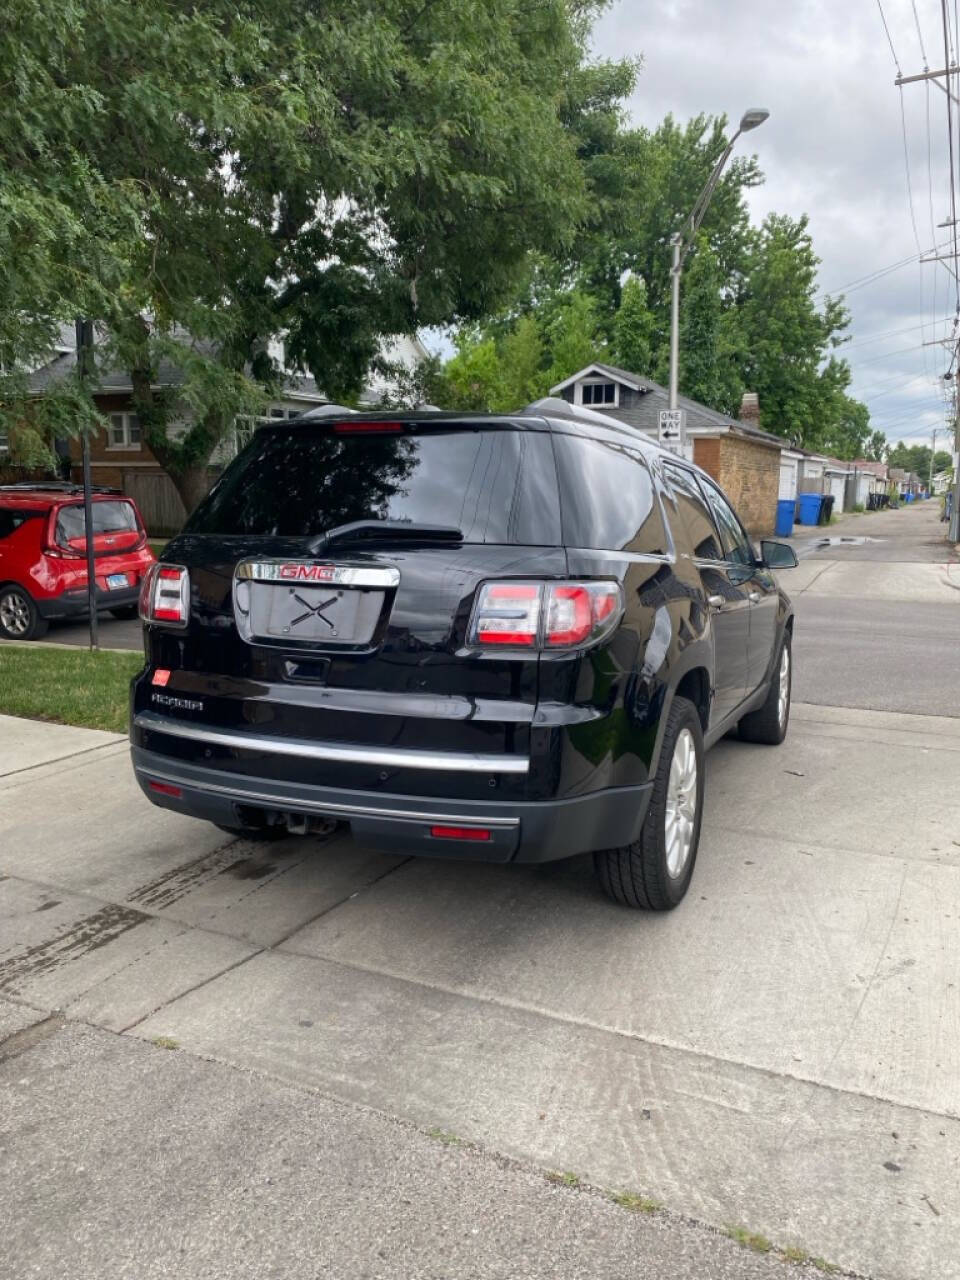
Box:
3;0;624;511
612;276;655;375
735;214;858;447
863;429;888;462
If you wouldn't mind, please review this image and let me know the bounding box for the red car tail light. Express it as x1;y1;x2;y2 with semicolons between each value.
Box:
544;581;622;648
140;563;190;627
469;580;622;651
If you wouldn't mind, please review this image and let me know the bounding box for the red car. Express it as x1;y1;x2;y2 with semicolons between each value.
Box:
0;484;156;640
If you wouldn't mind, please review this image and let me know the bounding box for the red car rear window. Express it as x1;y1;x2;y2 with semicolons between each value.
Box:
55;501;140;545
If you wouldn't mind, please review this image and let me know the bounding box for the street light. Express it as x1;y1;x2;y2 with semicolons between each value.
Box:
668;108;770;454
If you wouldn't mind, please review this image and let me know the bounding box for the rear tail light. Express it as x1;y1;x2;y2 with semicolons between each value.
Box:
140;563;190;627
469;580;622;651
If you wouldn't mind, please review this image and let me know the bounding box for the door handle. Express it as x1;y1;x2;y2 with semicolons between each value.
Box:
748;591;761;603
707;594;725;609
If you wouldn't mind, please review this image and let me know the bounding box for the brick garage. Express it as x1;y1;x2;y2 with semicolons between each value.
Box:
693;432;780;535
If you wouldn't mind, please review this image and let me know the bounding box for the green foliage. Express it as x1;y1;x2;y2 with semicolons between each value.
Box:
863;429;888;462
2;0;621;508
612;276;654;375
886;442;950;479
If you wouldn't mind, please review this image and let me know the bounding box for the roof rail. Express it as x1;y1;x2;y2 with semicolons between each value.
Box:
295;404;358;421
0;482;122;495
519;396;624;426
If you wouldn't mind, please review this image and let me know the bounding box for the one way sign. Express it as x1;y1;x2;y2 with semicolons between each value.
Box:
658;409;685;452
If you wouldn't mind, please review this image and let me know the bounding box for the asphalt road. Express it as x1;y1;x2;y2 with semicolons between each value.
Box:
2;499;959;1280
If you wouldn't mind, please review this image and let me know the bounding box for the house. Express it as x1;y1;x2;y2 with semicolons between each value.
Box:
933;469;953;496
549;363;785;533
25;330;428;532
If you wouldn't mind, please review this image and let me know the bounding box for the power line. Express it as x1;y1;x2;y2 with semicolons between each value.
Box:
842;316;957;348
876;0;902;73
819;250;924;298
911;0;930;64
940;0;960;313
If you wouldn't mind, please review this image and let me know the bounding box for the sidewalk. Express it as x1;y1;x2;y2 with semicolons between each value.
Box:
4;706;960;1279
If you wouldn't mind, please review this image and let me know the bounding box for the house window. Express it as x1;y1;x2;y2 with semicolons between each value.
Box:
0;429;8;454
108;413;142;449
581;380;617;406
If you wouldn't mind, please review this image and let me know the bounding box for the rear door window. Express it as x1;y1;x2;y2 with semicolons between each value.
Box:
187;424;562;545
552;433;668;553
661;463;723;560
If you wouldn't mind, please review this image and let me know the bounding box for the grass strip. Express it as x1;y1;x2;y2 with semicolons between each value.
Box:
0;644;142;733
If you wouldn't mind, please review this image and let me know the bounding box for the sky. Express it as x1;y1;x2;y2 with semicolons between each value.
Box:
590;0;960;454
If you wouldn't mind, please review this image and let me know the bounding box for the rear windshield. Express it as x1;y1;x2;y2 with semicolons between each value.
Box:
187;424;562;545
55;501;139;542
552;432;669;554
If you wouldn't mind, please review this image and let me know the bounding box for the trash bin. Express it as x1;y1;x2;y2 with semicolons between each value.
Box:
775;498;795;537
818;494;835;525
798;493;822;526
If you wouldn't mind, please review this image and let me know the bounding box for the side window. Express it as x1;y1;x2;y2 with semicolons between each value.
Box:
0;510;33;540
553;433;669;554
662;463;723;560
698;479;753;566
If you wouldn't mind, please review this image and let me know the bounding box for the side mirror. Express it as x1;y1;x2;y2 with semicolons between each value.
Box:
760;539;798;569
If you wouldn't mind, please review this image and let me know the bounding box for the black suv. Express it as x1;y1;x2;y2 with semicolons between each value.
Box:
131;408;797;909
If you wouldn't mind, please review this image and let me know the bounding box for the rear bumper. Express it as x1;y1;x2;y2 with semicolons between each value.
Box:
36;584;141;620
131;744;651;863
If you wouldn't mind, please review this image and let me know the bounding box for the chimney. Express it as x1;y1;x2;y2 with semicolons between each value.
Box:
739;391;760;426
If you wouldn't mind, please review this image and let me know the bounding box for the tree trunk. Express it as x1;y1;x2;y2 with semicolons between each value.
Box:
170;465;213;518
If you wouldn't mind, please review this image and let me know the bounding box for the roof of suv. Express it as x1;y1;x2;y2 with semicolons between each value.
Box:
288;407;670;459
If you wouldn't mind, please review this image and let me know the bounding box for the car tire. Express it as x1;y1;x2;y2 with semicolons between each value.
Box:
109;605;139;620
738;630;791;746
594;695;704;911
0;585;49;641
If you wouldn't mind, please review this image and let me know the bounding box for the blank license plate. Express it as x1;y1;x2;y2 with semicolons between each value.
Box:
264;585;363;641
106;573;129;590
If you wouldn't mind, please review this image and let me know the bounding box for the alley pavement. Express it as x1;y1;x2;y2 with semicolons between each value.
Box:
2;500;959;1280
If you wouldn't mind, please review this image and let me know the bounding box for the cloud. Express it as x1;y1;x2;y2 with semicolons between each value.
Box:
591;0;959;447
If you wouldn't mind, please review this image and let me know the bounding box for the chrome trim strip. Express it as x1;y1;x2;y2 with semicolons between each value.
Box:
236;560;400;588
134;711;530;775
134;766;520;829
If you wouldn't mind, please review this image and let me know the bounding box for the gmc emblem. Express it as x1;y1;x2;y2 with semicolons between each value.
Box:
278;563;335;581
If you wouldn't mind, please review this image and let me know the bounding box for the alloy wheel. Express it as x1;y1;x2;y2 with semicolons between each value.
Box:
0;589;31;637
664;727;698;878
778;644;791;727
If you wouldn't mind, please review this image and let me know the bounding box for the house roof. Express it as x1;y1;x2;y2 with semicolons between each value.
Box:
550;362;648;394
548;364;785;449
27;342;404;404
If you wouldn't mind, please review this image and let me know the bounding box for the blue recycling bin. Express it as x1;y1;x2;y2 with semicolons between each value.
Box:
775;498;795;537
798;493;823;526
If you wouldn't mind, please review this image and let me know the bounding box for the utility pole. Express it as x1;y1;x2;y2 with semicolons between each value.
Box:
668;108;769;457
75;318;99;651
930;427;938;494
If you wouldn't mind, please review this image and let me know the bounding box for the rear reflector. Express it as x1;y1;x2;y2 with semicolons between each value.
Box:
333;421;404;434
430;826;491;841
140;563;190;627
151;669;171;687
149;781;182;798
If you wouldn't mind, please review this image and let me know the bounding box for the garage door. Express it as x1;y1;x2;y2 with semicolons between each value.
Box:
778;458;798;500
828;474;846;514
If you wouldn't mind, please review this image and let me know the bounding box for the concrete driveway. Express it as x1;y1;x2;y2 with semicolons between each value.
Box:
2;501;959;1280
